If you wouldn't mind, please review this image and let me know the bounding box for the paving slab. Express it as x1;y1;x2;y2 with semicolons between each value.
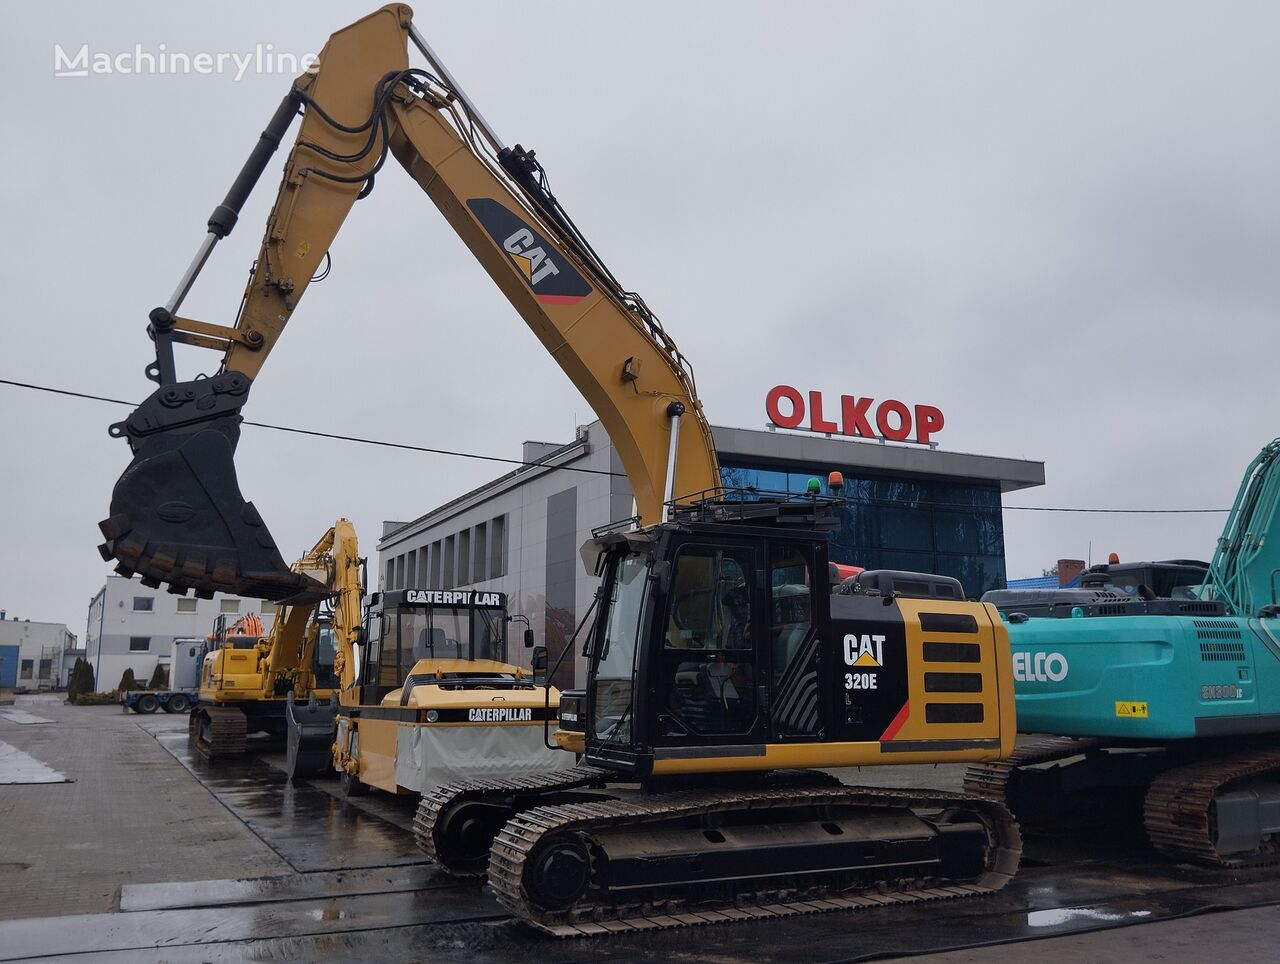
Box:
0;710;55;725
0;740;68;784
119;865;451;912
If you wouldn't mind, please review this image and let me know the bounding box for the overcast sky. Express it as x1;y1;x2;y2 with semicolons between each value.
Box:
2;1;1277;634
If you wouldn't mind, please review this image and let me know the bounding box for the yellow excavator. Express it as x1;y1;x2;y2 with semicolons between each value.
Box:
99;5;1020;935
188;523;353;763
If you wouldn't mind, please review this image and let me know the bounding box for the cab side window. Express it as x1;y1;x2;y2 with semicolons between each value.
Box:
660;546;756;737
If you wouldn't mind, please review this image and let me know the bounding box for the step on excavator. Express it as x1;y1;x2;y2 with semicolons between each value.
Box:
968;438;1280;868
98;5;1021;934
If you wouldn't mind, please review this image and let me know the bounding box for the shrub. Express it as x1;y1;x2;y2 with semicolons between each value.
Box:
72;690;119;706
117;668;139;693
147;664;169;691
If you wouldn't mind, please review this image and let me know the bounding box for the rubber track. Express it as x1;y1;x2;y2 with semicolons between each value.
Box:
415;766;613;877
962;735;1102;802
190;706;247;759
1144;745;1280;868
487;784;1021;937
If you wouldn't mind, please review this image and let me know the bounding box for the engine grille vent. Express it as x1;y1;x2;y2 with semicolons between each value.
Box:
1195;619;1246;661
1194;619;1243;639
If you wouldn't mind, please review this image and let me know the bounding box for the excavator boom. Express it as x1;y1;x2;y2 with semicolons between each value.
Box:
99;4;718;602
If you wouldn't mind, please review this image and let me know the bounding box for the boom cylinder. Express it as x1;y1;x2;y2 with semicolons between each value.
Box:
662;401;685;521
207;91;301;239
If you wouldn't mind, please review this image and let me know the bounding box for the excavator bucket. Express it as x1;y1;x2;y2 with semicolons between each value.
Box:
286;691;340;780
98;373;329;603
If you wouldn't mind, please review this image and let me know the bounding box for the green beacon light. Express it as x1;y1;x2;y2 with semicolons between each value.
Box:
806;477;822;495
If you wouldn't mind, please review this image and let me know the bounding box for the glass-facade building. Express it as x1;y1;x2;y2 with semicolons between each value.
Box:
721;463;1006;598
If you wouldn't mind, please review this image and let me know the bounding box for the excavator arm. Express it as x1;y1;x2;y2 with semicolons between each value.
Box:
261;519;363;691
1205;438;1280;617
99;4;718;602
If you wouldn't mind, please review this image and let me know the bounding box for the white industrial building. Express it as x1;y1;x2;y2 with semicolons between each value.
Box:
0;613;79;692
85;575;278;693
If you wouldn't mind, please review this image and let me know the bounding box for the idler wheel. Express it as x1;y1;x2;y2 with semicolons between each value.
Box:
526;835;591;910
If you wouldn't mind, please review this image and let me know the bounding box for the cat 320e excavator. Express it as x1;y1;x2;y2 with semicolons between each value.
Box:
99;5;1021;935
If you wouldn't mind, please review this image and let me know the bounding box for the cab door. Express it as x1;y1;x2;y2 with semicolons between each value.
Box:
651;537;767;750
766;540;829;741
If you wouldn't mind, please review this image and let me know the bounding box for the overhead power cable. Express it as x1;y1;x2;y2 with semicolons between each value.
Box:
0;377;1233;513
0;376;620;479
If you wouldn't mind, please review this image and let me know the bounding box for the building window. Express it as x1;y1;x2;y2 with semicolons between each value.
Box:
132;596;154;612
417;546;429;589
430;541;442;587
405;551;417;588
38;659;52;680
129;637;150;652
260;602;278;616
176;598;198;614
385;559;394;591
443;535;455;589
490;515;507;579
457;530;471;587
473;522;488;582
220;599;240;615
19;659;32;679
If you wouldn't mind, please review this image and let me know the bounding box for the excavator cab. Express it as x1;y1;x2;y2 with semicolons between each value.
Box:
578;494;1013;777
356;589;513;706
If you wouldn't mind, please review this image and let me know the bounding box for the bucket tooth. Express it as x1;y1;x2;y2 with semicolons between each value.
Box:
99;514;129;541
151;548;177;575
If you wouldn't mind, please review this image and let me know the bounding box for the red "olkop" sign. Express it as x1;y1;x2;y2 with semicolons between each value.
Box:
765;386;945;445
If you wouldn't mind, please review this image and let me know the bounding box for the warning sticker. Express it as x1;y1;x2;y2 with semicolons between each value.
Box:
1115;701;1149;718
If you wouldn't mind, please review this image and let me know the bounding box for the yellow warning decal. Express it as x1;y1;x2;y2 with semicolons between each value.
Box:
1115;701;1148;718
294;240;311;259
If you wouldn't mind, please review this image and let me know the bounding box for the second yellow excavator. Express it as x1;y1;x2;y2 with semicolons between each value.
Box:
188;523;354;763
99;5;1021;934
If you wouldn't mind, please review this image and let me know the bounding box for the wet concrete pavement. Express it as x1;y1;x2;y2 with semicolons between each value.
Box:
138;720;425;873
0;696;286;920
2;697;1279;961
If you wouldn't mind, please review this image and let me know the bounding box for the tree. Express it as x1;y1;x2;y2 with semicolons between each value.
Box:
67;658;98;700
147;663;169;691
117;667;139;693
67;658;88;700
1041;563;1059;578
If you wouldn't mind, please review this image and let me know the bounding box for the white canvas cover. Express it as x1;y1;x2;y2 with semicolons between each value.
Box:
395;722;576;793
